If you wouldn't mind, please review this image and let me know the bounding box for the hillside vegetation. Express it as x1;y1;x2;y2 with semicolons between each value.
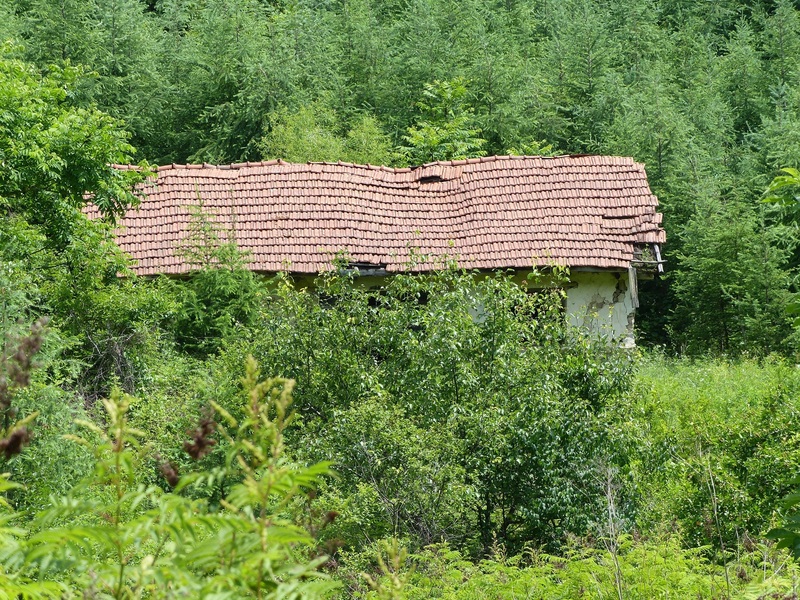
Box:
4;0;800;597
6;0;800;349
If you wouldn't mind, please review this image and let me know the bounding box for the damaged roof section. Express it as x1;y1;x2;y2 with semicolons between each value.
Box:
86;155;666;276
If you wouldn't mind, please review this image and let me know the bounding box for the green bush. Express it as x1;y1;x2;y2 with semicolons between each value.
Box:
171;203;264;357
215;268;637;555
357;536;798;599
0;357;339;598
628;354;800;550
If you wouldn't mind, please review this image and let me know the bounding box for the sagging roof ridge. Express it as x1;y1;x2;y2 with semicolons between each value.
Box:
111;153;643;175
98;154;664;276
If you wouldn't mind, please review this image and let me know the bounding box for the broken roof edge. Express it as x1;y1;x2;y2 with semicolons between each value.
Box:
125;261;632;280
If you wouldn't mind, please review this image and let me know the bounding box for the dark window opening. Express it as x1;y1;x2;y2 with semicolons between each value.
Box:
348;261;387;270
340;262;389;277
418;175;444;184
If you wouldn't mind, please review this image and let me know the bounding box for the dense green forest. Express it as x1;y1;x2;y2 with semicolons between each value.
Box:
4;0;800;349
5;0;800;597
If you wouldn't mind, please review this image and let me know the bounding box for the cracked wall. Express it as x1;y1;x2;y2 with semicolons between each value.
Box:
565;271;636;346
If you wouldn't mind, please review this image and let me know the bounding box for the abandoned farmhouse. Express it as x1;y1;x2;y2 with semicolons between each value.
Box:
93;154;666;344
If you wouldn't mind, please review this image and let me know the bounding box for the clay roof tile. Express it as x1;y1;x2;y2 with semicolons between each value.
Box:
91;155;664;275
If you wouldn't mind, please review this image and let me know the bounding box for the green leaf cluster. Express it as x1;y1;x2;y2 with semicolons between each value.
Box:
205;267;636;555
0;46;144;249
362;537;798;599
0;358;338;599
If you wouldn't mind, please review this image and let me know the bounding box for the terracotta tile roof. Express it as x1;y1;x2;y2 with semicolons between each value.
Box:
88;155;666;276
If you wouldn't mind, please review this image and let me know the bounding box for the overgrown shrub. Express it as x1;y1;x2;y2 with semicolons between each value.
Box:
172;203;263;357
353;537;798;599
628;354;800;551
213;267;638;555
0;357;339;598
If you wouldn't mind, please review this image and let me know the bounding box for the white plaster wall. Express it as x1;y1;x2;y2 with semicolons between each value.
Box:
565;271;635;345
